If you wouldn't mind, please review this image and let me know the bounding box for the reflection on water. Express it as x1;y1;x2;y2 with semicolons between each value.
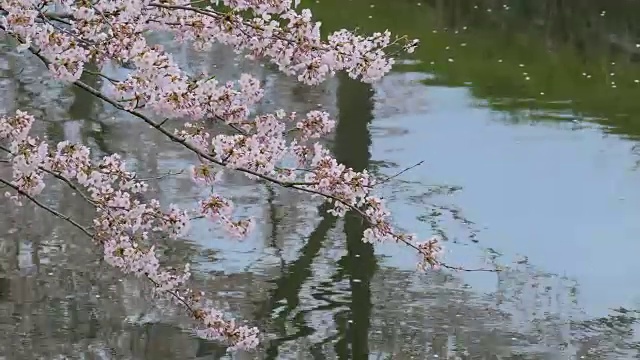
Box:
5;1;640;359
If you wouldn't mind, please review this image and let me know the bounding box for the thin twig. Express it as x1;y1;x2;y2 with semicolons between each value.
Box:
0;178;94;238
85;69;120;84
438;263;500;272
135;169;184;181
377;160;424;185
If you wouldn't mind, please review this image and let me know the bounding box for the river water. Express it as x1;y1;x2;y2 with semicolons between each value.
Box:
3;1;640;359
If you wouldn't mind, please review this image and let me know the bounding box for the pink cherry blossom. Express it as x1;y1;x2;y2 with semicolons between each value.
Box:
0;0;435;352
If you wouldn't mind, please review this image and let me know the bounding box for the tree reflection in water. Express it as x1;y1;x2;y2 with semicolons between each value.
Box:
3;5;640;358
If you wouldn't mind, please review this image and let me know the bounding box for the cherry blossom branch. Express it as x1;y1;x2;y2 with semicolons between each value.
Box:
68;75;451;267
70;76;316;188
0;1;497;352
0;143;99;207
0;113;260;349
13;35;493;272
0;175;259;347
3;136;495;277
0;8;71;25
20;2;417;80
147;2;417;62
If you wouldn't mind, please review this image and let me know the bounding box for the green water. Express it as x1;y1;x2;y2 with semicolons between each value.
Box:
3;1;640;359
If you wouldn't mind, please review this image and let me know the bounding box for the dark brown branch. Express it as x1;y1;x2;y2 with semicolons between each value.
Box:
0;178;94;238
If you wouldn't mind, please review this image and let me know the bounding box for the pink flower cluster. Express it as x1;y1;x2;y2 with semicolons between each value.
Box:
0;0;436;352
0;110;259;350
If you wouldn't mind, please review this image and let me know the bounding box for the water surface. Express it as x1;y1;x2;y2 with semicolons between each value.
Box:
3;1;640;359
